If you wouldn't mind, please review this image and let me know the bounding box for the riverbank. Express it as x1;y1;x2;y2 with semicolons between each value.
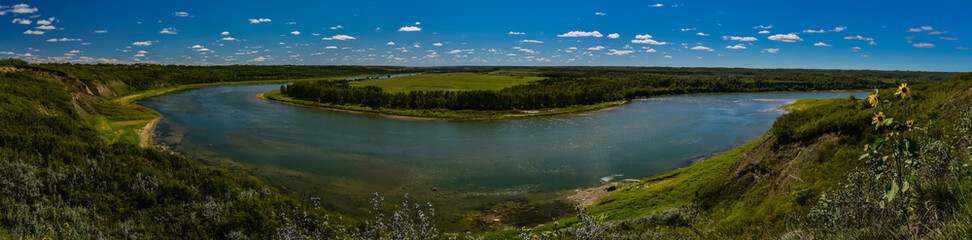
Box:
113;74;392;104
138;117;160;148
259;89;627;120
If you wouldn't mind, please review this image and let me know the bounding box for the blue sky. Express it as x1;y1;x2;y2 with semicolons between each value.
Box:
1;0;970;71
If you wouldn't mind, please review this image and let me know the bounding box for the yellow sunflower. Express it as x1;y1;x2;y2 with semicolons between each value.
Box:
866;94;879;107
906;120;915;128
872;112;886;126
864;144;870;151
896;83;911;99
64;222;69;228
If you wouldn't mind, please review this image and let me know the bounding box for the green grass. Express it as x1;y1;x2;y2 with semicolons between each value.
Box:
350;71;542;93
262;90;625;120
92;116;151;145
586;139;759;220
779;98;843;112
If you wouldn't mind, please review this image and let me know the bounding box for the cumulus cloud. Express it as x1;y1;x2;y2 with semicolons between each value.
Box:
9;4;38;14
907;28;922;32
650;3;663;7
814;42;832;47
508;31;525;35
696;32;709;36
520;39;543;43
691;46;714;51
921;26;933;31
606;49;634;55
36;17;55;25
325;46;337;49
833;26;846;32
588;46;605;50
222;37;236;41
557;31;603;37
290;31;300;35
248;18;271;24
398;26;421;31
595;12;606;16
803;29;826;33
758;30;770;34
913;43;935;48
635;34;653;39
761;48;780;53
723;36;757;41
631;39;667;45
35;25;55;30
45;38;82;42
11;18;31;24
23;30;44;35
767;33;803;42
330;25;343;30
607;33;620;39
249;56;267;62
433;43;443;46
159;28;179;34
386;42;395;45
725;44;746;49
173;11;190;17
132;41;157;46
322;34;355;40
754;25;773;29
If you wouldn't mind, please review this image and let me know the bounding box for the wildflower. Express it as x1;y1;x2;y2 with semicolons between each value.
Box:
866;94;879;107
533;235;539;240
864;144;870;151
872;112;886;126
896;83;911;99
64;222;69;228
906;120;915;128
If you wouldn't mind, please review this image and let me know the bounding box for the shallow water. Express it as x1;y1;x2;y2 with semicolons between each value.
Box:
139;83;865;230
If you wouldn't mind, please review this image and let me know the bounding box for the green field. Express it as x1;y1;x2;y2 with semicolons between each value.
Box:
350;71;543;93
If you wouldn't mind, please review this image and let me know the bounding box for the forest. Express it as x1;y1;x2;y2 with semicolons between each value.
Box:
281;67;952;111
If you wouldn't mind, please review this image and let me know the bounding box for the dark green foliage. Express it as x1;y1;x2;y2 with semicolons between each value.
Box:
283;67;949;111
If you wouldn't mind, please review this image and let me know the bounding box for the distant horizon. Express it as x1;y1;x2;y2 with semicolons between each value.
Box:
2;0;970;72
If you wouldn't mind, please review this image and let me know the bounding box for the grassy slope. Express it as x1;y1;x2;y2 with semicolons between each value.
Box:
350;71;543;93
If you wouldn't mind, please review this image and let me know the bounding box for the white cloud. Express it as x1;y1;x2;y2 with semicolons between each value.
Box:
761;48;780;53
94;30;107;33
325;46;338;49
45;38;82;42
635;34;653;39
322;34;356;40
173;11;190;17
221;31;230;36
10;4;38;14
913;43;935;48
330;25;343;30
758;30;770;34
833;26;846;32
920;26;933;31
767;33;803;42
907;28;922;32
725;44;746;49
248;18;271;24
448;49;463;54
386;42;395;45
23;30;44;35
132;41;156;46
754;25;773;29
650;3;663;7
803;29;826;33
631;39;667;45
958;47;970;50
398;26;421;32
249;56;267;62
843;35;874;41
587;46;605;50
606;49;634;55
680;28;696;32
928;31;942;35
290;31;300;35
691;46;714;51
941;37;959;41
814;42;832;47
11;18;31;24
607;33;620;39
520;39;543;43
159;28;178;34
595;12;606;16
38;17;57;25
557;31;603;37
851;47;862;52
696;32;709;36
35;25;55;30
508;31;525;35
723;36;757;41
222;37;237;41
664;55;672;58
433;43;443;46
190;45;203;49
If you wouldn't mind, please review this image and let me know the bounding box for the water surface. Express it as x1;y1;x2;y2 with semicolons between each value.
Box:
139;83;864;230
